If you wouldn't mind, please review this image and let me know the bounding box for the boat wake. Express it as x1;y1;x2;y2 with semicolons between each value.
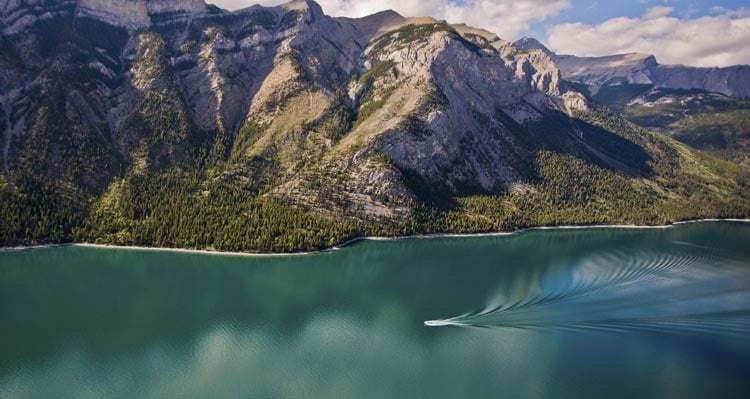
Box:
424;319;466;327
425;244;750;338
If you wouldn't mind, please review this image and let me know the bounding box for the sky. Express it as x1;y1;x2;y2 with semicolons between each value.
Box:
210;1;750;67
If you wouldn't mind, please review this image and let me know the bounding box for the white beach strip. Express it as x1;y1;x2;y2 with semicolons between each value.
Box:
1;218;748;257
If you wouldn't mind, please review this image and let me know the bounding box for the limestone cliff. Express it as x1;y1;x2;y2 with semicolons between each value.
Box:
78;0;207;29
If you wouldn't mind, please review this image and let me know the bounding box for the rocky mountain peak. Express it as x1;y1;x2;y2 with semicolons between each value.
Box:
513;37;551;54
280;0;321;13
342;9;405;35
643;54;658;67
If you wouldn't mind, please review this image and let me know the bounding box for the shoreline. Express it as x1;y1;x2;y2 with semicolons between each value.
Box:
1;218;748;257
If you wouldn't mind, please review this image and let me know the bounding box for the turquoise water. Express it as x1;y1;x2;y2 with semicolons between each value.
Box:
1;222;749;398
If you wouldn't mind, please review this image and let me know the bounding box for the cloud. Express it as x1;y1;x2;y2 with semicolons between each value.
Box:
210;0;571;40
546;6;750;67
642;6;673;19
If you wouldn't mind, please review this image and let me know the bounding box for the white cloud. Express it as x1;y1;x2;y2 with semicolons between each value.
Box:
642;6;673;19
546;6;750;67
210;0;571;41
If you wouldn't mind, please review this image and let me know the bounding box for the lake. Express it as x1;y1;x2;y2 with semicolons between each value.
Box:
1;222;749;398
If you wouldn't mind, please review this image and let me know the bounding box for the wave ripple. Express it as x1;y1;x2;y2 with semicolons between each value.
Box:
426;243;750;338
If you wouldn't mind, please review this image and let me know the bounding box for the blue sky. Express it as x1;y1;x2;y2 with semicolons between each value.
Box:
524;0;750;37
212;1;750;67
524;0;750;38
550;0;747;24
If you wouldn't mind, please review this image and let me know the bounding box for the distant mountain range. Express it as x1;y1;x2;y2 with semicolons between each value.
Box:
0;0;747;252
512;37;749;167
514;37;750;99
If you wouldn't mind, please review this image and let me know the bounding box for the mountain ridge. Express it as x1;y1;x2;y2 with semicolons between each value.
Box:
0;0;747;251
514;37;750;99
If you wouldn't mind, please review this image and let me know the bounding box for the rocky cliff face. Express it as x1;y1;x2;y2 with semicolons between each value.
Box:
0;0;587;204
0;0;746;249
78;0;207;29
515;38;750;99
1;0;207;34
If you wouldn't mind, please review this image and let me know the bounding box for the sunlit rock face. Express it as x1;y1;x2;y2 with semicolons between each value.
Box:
77;0;207;29
0;0;207;33
0;0;597;212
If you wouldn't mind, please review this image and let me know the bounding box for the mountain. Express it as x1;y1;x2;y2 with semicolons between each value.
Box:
572;83;750;166
514;37;750;99
0;0;747;252
621;88;750;167
515;38;750;167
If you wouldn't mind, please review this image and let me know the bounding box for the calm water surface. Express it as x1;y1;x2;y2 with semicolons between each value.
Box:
1;222;749;398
